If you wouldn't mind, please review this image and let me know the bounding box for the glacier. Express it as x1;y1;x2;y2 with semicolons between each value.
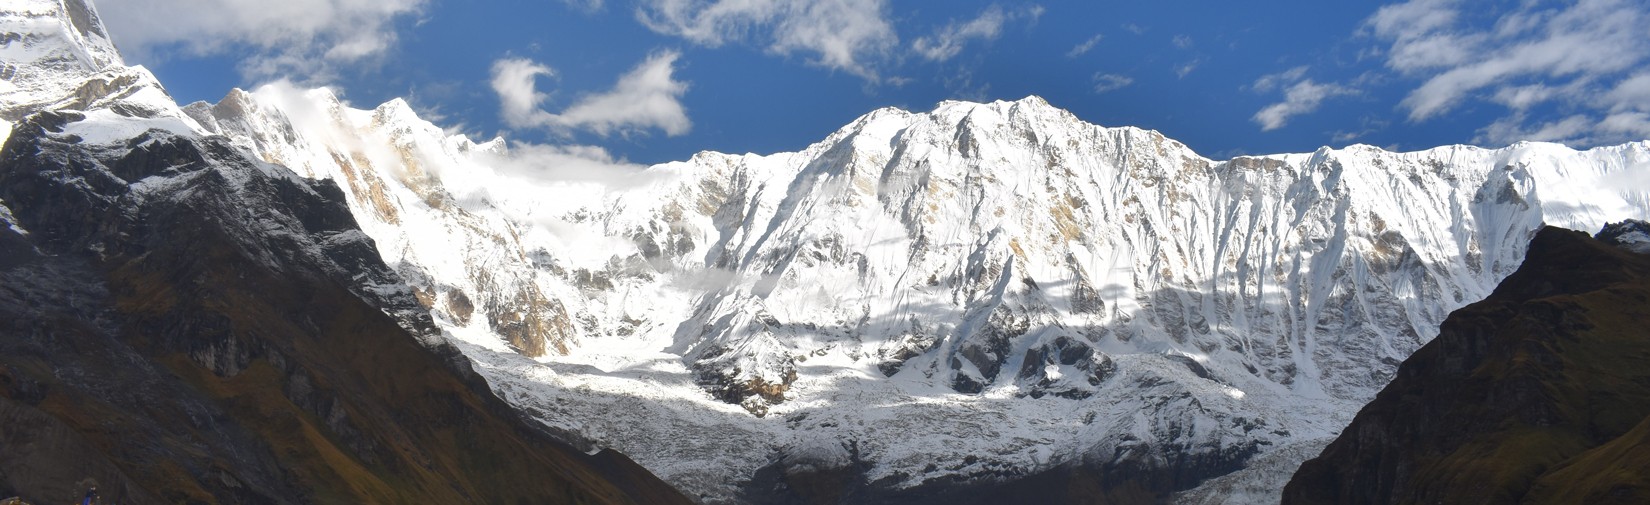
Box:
5;0;1650;501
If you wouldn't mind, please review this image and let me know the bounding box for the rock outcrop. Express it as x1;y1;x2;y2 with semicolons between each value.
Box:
1283;226;1650;505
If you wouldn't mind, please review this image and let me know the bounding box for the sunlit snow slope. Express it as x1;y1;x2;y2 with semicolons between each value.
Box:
183;86;1648;501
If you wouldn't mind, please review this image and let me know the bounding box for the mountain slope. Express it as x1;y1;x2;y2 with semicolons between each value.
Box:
0;1;689;503
194;76;1650;501
1281;226;1650;504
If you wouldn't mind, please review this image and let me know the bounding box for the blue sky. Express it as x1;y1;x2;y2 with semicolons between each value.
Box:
100;0;1650;164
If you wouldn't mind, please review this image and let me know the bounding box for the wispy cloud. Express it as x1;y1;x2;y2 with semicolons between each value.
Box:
100;0;426;82
557;0;606;12
912;4;1043;62
1476;114;1595;145
1252;66;1308;92
1330;117;1390;144
1174;59;1201;78
636;0;897;81
491;51;691;137
1172;34;1192;49
1067;34;1102;58
1252;66;1353;131
1091;73;1133;93
1363;0;1650;145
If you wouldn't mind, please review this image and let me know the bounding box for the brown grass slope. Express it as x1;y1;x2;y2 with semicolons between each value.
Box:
1282;226;1650;505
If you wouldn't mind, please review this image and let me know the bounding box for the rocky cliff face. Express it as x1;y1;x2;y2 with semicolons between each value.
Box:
1282;226;1650;505
0;1;689;503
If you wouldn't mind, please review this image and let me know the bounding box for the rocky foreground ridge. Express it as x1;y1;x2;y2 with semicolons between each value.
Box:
0;1;688;503
1283;224;1650;505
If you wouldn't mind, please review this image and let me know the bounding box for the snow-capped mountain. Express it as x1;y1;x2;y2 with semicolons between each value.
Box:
0;2;691;503
0;0;121;126
187;81;1650;501
8;0;1650;501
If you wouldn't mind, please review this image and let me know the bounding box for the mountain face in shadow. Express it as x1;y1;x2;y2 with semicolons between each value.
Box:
1282;225;1650;505
0;111;688;505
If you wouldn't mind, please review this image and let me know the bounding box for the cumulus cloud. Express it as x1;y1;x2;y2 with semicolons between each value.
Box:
1364;0;1650;145
636;0;897;80
1067;34;1102;58
1251;67;1353;131
1091;73;1132;93
490;51;691;137
98;0;426;81
912;4;1042;62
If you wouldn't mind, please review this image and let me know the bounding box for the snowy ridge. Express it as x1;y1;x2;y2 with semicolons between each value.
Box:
190;85;1649;501
0;0;123;121
0;0;442;351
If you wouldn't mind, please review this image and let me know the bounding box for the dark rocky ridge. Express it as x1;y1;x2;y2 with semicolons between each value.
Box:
1282;226;1650;505
0;111;690;504
1597;219;1650;254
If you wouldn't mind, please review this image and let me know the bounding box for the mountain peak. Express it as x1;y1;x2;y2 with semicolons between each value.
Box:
928;94;1065;121
0;0;123;119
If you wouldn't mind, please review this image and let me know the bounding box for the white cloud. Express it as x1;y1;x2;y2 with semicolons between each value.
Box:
1174;59;1201;79
1067;34;1102;58
1606;73;1650;112
1477;114;1594;146
558;0;606;12
99;0;426;82
912;4;1042;62
1600;112;1650;138
1091;73;1132;93
636;0;897;80
1172;34;1192;49
490;51;691;137
1364;0;1650;145
1490;84;1559;111
913;6;1006;61
1253;66;1308;92
472;142;657;188
1478;110;1650;146
451;141;666;265
492;59;556;129
1477;108;1650;147
1252;68;1353;131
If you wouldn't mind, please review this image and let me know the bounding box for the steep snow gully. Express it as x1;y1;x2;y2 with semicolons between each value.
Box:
5;0;1650;502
